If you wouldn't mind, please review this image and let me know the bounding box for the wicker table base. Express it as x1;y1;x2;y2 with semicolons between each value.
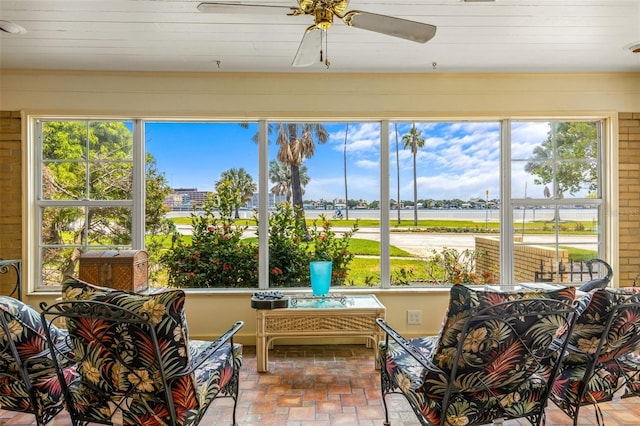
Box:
255;294;386;372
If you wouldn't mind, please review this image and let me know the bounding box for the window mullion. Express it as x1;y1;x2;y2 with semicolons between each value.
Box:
380;120;390;288
132;119;145;249
500;119;513;284
258;120;269;290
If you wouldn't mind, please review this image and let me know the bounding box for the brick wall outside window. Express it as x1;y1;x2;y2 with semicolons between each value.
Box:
0;111;22;293
618;112;640;286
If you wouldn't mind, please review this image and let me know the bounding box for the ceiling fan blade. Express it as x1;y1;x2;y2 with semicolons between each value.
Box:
197;2;293;14
292;26;322;67
342;11;437;43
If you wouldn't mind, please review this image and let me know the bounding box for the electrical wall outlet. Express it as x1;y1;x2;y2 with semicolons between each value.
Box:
407;309;422;325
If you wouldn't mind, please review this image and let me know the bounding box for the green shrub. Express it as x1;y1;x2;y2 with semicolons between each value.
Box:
265;202;310;287
161;181;258;288
308;215;359;286
162;190;359;288
423;247;496;285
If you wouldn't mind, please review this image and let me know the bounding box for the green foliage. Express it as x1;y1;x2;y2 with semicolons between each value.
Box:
391;267;415;286
162;197;359;289
161;181;259;288
308;215;359;286
524;122;598;197
264;205;359;287
266;202;310;287
215;167;257;219
423;247;496;285
40;121;173;284
144;154;174;285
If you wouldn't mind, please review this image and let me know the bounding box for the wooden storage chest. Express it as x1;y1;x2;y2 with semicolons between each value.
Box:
79;250;148;292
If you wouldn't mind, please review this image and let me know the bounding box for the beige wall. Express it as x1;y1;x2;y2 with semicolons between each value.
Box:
1;70;639;117
1;70;639;344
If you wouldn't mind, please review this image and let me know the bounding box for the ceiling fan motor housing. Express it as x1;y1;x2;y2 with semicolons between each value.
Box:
298;0;348;11
315;9;334;29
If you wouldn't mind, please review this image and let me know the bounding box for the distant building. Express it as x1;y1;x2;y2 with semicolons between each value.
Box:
165;188;212;210
248;192;287;210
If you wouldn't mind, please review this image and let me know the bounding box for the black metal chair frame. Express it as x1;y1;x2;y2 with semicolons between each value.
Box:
0;301;67;425
377;298;576;426
40;299;243;426
577;258;613;292
0;259;22;300
552;292;640;426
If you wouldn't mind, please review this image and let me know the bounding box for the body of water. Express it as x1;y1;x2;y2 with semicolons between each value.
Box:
168;208;598;223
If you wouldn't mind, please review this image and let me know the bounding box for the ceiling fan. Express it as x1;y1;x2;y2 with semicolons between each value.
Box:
197;0;437;68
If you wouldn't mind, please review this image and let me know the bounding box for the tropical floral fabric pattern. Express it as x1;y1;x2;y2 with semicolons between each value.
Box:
549;287;640;414
618;350;640;397
0;296;67;425
60;277;242;426
379;284;575;426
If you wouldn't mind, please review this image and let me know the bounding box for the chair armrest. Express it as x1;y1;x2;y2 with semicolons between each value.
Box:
376;318;444;374
187;321;244;373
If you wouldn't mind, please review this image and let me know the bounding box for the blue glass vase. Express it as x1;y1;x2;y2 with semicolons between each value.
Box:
310;261;332;297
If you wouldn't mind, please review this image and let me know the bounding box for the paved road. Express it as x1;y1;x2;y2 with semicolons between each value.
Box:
175;224;597;257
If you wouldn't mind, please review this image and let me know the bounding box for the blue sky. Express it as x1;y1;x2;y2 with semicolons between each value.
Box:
144;120;556;203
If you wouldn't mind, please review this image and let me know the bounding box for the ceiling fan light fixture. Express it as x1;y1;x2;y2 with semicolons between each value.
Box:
0;20;27;34
628;42;640;53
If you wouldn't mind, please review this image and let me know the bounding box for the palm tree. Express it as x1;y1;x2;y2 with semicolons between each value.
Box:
269;159;310;202
401;123;426;226
274;123;328;232
240;122;328;231
215;167;257;219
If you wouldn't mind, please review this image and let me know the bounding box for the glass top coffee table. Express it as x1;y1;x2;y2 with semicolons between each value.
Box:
254;294;386;373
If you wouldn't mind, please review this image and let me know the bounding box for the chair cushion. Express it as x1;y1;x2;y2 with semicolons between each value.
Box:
550;287;640;410
61;277;200;424
381;284;575;426
568;287;640;362
0;296;66;420
433;284;575;375
189;339;242;419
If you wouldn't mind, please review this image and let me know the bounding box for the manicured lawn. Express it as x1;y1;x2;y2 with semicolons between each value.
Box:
170;216;594;234
344;257;432;286
562;246;598;262
347;239;412;257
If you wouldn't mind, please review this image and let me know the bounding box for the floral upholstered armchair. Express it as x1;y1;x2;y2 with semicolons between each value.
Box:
0;296;68;425
40;277;244;426
376;284;576;426
548;287;640;425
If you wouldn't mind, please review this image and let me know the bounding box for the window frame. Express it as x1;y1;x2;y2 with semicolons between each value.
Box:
33;118;144;288
504;119;606;284
27;116;611;292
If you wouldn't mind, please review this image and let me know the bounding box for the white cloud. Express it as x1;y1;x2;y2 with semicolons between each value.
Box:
308;120;560;202
355;159;379;169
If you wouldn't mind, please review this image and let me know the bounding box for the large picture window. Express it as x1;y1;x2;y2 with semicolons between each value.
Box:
37;120;137;286
509;120;603;283
31;117;607;291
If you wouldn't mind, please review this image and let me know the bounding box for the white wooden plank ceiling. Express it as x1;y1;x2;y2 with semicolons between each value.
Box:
0;0;639;73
